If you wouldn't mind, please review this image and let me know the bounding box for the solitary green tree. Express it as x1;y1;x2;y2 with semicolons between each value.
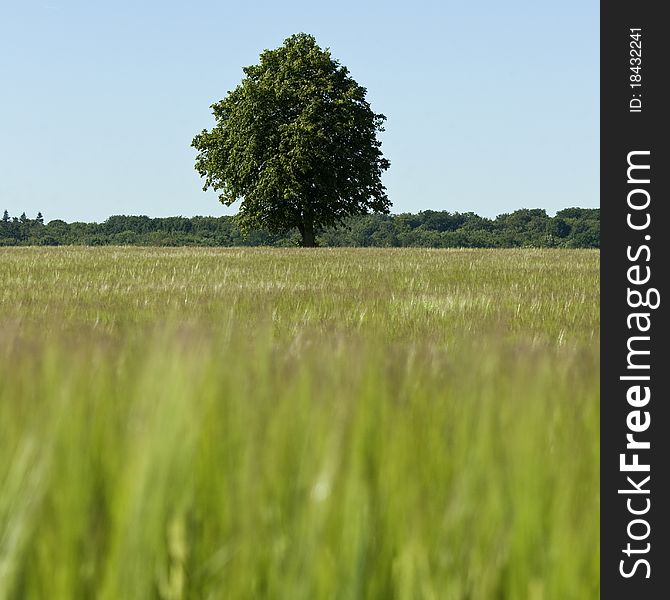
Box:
192;33;390;246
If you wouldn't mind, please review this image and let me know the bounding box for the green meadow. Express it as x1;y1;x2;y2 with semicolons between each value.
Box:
0;247;599;599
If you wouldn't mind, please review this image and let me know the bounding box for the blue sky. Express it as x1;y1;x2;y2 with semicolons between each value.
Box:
0;1;598;223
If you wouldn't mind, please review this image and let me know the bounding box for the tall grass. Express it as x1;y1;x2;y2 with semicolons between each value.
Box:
0;248;599;599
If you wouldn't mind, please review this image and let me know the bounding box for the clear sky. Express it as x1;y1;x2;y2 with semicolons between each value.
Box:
0;0;598;223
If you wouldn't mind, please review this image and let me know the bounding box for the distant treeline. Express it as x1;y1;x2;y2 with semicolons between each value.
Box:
1;208;599;248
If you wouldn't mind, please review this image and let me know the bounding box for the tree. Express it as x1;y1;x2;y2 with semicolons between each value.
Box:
192;33;391;246
36;212;44;225
2;210;9;223
549;217;571;239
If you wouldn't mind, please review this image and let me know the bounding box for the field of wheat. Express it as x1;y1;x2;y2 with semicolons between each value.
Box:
0;247;599;599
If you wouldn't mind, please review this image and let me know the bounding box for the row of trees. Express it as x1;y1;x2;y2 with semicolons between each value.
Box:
1;208;599;248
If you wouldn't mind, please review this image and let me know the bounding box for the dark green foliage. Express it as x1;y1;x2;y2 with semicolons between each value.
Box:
192;33;390;246
0;208;600;248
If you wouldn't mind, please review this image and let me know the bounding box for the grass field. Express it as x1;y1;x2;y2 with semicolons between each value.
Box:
0;247;599;599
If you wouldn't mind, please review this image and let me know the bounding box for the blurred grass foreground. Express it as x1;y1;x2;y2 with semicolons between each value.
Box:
0;247;599;599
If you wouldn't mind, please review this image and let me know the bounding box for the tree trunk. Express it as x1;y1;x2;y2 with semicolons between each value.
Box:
300;219;316;247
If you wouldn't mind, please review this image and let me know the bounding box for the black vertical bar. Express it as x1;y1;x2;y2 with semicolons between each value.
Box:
601;1;669;597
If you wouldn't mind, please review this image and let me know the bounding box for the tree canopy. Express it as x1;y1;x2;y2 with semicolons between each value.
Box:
192;33;390;246
0;208;600;248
